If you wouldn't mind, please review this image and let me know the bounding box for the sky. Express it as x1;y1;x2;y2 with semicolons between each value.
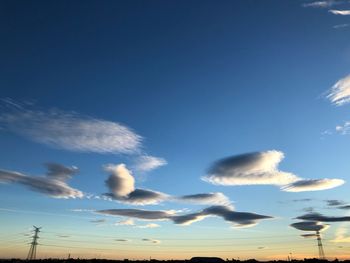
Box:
1;0;350;260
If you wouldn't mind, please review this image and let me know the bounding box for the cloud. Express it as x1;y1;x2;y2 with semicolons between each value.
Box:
201;206;272;228
141;238;161;244
281;179;345;192
171;212;208;225
0;104;142;154
301;233;320;238
292;198;313;202
291;221;329;232
45;163;78;181
136;223;160;229
104;164;168;205
97;208;173;220
329;9;350;15
296;212;350;222
0;164;83;198
177;193;232;206
339;205;350;210
115;239;129;242
115;218;135;226
203;151;299;186
90;219;107;223
133;155;167;172
105;164;135;197
108;189;168;206
326;200;346;206
331;225;350;242
327;74;350;105
333;23;350;29
97;205;272;228
335;121;350;135
203;151;344;192
303;1;341;8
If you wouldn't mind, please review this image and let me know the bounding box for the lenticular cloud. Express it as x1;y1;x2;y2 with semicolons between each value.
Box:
0;163;83;198
203;150;344;192
203;151;298;186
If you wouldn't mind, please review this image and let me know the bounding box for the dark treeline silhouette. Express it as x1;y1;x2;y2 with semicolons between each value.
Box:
0;258;349;263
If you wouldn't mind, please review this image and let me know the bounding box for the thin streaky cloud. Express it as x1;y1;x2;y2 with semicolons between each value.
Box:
281;179;345;192
133;155;167;172
329;9;350;15
0;101;142;154
333;23;350;29
303;1;342;8
327;74;350;105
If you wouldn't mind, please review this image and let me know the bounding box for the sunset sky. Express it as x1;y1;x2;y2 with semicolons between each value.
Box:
1;0;350;260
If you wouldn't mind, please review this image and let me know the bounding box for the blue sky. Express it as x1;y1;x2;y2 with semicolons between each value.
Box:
1;0;350;260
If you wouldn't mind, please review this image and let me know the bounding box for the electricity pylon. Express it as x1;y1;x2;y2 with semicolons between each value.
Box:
316;230;325;259
27;226;41;260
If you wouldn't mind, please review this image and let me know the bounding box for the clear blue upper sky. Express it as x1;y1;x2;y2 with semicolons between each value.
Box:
0;0;350;260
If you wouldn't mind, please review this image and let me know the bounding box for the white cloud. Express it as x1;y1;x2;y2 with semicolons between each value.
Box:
303;1;340;8
202;151;299;186
177;192;232;207
333;23;350;29
282;179;345;192
329;9;350;15
203;151;345;192
327;74;350;105
133;155;167;172
136;223;160;229
115;218;135;226
0;106;142;154
335;121;350;134
104;164;135;197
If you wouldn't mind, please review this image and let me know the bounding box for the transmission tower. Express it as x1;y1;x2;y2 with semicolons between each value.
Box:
316;231;325;260
27;226;41;260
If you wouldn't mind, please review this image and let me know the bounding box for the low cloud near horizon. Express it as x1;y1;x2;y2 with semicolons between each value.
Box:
97;205;273;228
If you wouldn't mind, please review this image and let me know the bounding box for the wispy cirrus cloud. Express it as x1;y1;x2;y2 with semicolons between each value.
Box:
0;102;142;154
176;192;232;207
303;1;342;8
202;151;344;192
133;155;167;172
327;74;350;105
0;99;167;173
97;205;272;228
329;9;350;15
0;164;83;198
333;23;350;29
136;223;160;229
